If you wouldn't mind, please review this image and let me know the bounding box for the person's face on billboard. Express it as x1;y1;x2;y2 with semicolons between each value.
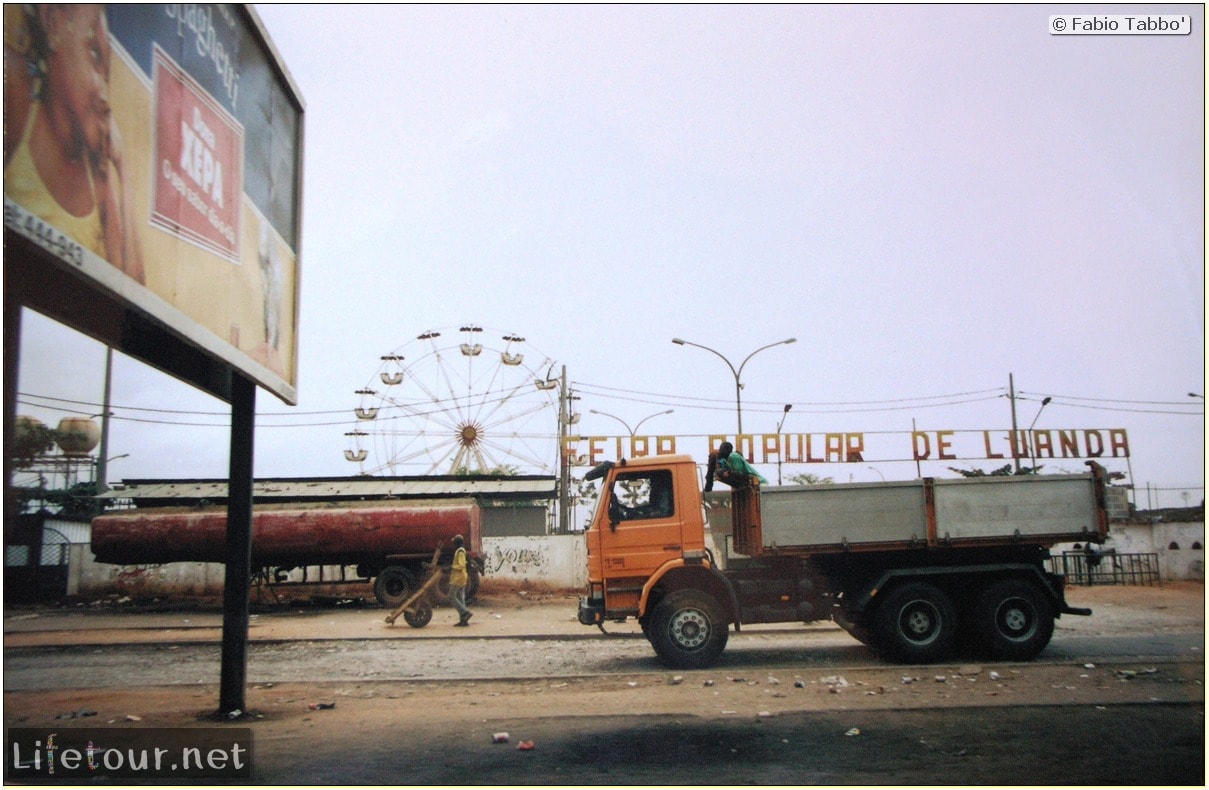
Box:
42;4;112;161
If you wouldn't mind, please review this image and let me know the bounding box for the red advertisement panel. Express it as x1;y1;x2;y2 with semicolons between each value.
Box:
152;46;244;262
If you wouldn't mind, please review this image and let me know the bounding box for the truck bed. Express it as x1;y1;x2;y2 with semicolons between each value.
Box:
734;470;1108;556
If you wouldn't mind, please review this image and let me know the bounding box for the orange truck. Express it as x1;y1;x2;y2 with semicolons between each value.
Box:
577;454;1110;668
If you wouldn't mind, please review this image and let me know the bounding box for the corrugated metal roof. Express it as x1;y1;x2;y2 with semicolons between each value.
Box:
101;476;558;503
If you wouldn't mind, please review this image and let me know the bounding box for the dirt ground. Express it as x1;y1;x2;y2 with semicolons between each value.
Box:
3;582;1205;784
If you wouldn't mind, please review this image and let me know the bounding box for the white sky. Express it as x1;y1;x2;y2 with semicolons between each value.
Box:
14;4;1206;507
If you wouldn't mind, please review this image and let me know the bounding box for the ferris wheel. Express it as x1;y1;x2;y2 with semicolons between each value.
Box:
343;326;561;476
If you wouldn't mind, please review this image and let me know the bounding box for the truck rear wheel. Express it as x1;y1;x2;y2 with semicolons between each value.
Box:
973;578;1054;660
649;590;729;669
873;582;957;663
373;566;417;608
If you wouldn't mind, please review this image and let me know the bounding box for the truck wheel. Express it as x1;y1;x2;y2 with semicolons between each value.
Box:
973;579;1054;661
873;582;957;663
649;590;729;669
373;566;417;608
403;600;433;628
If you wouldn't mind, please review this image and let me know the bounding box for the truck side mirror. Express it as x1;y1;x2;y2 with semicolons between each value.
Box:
608;499;622;530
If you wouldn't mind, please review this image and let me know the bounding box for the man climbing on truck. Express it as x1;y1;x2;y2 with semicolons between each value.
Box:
704;440;767;491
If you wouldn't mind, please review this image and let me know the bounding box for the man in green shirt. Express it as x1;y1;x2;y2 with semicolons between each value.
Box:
704;441;768;492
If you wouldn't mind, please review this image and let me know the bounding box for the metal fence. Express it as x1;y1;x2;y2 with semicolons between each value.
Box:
1050;551;1161;586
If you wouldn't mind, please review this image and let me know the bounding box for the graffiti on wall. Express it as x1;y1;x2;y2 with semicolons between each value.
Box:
487;541;550;576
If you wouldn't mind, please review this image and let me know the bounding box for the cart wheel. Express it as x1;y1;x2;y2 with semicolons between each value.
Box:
404;601;433;628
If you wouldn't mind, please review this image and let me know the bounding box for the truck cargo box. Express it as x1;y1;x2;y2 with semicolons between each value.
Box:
736;468;1108;556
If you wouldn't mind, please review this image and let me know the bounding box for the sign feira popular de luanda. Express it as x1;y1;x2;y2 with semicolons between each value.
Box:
564;428;1131;468
3;4;302;404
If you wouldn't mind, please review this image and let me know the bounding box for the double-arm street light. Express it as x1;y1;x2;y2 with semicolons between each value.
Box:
589;408;673;437
672;337;796;435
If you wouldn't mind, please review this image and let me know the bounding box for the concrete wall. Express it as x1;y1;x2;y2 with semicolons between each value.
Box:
1054;521;1204;582
481;535;587;589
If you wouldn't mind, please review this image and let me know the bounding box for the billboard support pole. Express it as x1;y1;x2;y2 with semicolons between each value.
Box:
219;374;256;717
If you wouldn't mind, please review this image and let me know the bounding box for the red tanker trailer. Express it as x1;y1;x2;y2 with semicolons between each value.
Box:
91;499;485;606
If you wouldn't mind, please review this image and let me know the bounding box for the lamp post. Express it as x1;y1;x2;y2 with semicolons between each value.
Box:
775;404;792;484
672;337;796;435
589;408;673;437
1027;396;1052;472
1190;393;1205;399
867;466;886;482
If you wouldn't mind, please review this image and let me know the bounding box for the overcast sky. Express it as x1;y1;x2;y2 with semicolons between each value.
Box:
15;4;1205;507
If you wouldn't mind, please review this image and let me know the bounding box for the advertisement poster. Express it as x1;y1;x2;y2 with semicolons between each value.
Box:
3;4;302;402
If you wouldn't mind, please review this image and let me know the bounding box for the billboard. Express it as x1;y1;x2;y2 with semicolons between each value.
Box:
3;4;303;404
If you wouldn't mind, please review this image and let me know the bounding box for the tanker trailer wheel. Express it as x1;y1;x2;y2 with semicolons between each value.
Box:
374;566;417;608
873;582;957;663
649;590;729;669
973;578;1054;661
403;600;433;628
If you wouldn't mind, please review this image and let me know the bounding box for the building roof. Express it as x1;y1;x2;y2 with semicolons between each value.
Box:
101;475;558;507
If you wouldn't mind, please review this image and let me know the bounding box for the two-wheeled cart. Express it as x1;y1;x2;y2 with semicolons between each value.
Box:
384;547;446;628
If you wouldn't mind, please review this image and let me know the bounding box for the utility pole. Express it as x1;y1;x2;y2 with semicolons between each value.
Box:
558;366;570;535
1009;373;1021;473
95;347;113;497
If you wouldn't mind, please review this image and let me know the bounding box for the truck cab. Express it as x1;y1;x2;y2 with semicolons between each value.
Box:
578;455;739;667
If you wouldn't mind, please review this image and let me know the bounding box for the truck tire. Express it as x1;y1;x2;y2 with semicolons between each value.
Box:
873;581;957;663
649;590;729;669
373;566;417;608
973;578;1054;661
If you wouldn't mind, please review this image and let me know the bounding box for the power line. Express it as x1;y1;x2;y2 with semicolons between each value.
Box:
1024;391;1205;407
1043;400;1203;417
574;382;1007;407
16;380;1206;430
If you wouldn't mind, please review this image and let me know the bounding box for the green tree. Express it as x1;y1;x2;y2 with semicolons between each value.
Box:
947;464;1044;477
788;473;834;485
11;423;58;469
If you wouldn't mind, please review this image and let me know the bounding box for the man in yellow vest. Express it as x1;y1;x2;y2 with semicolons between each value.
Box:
449;535;473;626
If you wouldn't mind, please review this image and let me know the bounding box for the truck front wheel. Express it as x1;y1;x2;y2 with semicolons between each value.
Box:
374;566;417;608
873;582;957;663
649;590;729;669
973;578;1054;661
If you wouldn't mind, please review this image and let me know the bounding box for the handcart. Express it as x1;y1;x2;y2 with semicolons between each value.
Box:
383;546;446;628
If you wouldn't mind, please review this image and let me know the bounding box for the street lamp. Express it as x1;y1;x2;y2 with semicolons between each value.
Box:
775;404;792;485
589;409;673;437
867;466;886;482
1027;396;1053;471
1190;393;1204;399
671;336;796;435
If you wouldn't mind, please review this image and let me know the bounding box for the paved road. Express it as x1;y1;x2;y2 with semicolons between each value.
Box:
4;594;1203;785
3;626;1203;690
